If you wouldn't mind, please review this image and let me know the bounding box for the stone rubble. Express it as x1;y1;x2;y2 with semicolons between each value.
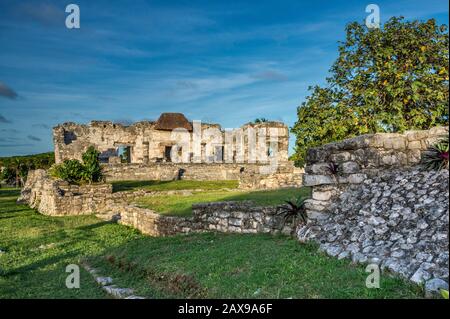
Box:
298;168;449;285
424;278;449;298
82;263;146;299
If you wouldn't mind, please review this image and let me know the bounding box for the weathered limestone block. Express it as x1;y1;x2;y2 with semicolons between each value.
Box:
304;199;328;212
330;151;352;162
312;190;333;201
407;141;422;150
347;173;367;184
341;161;360;174
306;163;331;175
303;174;336;186
383;137;406;150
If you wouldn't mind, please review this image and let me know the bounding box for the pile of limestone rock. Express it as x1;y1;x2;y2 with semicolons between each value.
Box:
298;167;449;295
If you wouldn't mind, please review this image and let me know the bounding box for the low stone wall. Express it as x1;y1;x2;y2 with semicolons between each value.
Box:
102;163;257;181
191;201;296;235
299;126;449;284
18;170;114;216
18;170;207;216
238;161;303;189
19;170;298;236
102;161;303;190
115;201;296;237
114;204;198;236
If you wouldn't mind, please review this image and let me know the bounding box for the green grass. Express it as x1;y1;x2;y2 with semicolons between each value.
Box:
87;233;423;299
0;188;423;299
111;180;239;192
135;187;312;217
0;188;141;298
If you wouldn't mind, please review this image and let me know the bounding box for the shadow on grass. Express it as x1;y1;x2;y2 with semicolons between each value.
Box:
112;180;172;192
0;189;20;198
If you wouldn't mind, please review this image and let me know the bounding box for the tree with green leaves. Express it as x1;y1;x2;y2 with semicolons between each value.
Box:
291;17;449;166
0;152;55;187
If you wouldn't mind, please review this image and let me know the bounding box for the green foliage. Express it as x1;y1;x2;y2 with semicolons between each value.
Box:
0;167;15;185
254;118;268;123
277;196;308;226
421;136;449;170
49;159;85;184
81;146;102;183
0;152;54;187
441;289;449;299
49;147;102;184
291;17;449;166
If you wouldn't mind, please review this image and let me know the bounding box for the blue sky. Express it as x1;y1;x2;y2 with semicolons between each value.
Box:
0;0;448;156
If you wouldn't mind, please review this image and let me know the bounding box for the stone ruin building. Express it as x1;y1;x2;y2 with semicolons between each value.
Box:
52;113;303;188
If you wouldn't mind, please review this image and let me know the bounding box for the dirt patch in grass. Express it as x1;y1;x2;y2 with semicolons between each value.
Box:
104;254;206;298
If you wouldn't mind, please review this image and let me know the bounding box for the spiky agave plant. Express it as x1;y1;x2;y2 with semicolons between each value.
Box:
421;136;449;170
276;196;308;228
326;161;340;175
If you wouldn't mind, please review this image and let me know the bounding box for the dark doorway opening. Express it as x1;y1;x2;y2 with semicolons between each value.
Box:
164;146;172;162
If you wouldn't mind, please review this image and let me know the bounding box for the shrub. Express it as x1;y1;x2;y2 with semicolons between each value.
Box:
81;146;102;183
421;136;449;170
49;147;103;184
49;159;85;184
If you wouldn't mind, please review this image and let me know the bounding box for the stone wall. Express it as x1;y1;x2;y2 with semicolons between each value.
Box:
116;201;296;237
103;163;254;182
238;161;303;189
19;169;205;216
115;205;198;237
303;126;448;219
191;201;296;235
19;169;115;216
102;162;303;189
299;126;449;284
19;169;298;236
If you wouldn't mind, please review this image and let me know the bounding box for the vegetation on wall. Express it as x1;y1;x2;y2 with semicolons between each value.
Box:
291;17;449;166
49;146;103;184
421;136;449;170
0;152;54;187
253;118;269;123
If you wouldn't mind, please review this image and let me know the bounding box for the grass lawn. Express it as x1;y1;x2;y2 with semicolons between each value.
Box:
0;188;423;299
0;188;141;298
87;233;423;299
134;187;312;217
111;180;239;192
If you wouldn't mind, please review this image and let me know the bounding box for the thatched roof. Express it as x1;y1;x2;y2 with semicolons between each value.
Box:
154;113;193;131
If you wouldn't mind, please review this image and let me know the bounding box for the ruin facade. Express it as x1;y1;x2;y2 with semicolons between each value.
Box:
52;113;302;186
53;113;289;164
